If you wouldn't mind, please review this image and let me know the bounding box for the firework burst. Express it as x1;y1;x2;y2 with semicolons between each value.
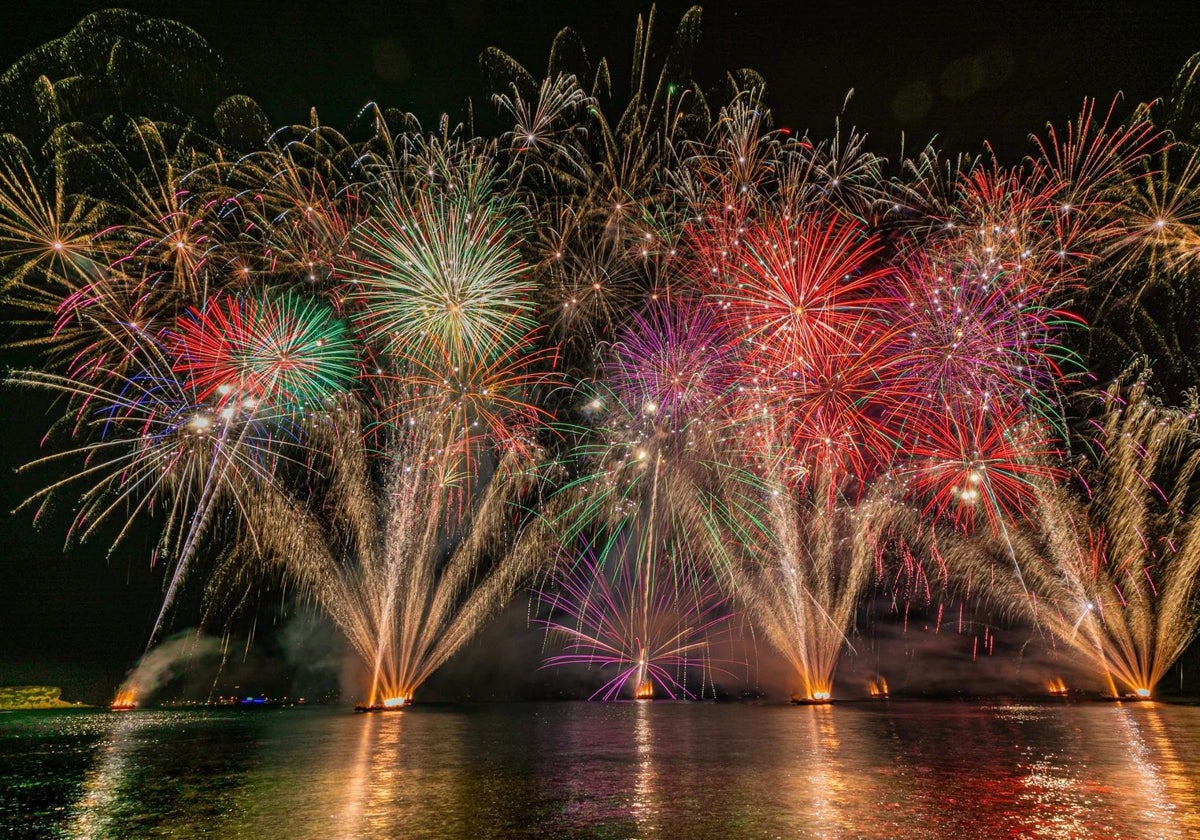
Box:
900;400;1064;534
538;536;732;700
348;178;536;367
169;292;359;409
705;213;891;373
558;297;757;585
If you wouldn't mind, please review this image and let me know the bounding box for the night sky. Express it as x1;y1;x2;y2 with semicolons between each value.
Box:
3;0;1200;703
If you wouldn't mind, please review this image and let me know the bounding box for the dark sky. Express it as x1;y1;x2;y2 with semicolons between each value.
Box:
3;0;1200;702
3;1;1199;157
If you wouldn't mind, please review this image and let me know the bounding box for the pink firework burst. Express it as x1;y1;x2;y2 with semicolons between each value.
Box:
605;296;736;425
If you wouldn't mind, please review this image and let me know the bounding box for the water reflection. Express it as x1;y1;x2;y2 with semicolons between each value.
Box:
336;711;387;835
1120;703;1200;837
235;709;482;838
1144;705;1200;833
360;715;403;835
1010;704;1112;838
631;700;658;833
791;706;842;834
4;702;1200;838
66;712;143;836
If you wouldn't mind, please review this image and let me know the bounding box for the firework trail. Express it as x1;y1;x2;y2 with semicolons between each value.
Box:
240;406;556;705
985;371;1200;698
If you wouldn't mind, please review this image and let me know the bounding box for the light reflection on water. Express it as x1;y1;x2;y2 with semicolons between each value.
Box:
1;701;1198;838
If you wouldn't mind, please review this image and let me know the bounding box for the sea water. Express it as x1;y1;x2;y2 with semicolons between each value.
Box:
2;700;1198;838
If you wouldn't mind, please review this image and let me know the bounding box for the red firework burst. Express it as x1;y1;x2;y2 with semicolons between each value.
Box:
758;330;906;494
902;399;1063;533
703;213;894;376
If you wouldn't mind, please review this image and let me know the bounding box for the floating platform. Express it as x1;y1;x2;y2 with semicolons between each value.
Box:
354;699;411;713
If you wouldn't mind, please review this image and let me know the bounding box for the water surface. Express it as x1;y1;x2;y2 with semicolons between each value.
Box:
2;701;1197;838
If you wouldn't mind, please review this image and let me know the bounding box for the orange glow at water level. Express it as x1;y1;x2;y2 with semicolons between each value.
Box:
109;690;137;711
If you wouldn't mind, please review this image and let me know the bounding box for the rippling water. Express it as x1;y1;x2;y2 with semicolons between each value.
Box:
1;700;1198;838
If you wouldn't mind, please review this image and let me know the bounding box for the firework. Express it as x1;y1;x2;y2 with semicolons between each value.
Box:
606;297;735;421
7;6;1200;712
900;400;1063;534
693;209;908;491
1107;146;1200;288
0;136;108;294
0;136;127;374
889;249;1082;426
557;297;759;585
222;126;366;290
973;373;1200;698
542;298;758;704
385;316;558;460
169;292;359;409
538;536;732;700
348;175;536;368
239;407;556;706
730;453;887;703
9;331;289;636
491;72;593;188
96;118;224;305
705;213;891;374
541;223;647;352
1088;144;1200;395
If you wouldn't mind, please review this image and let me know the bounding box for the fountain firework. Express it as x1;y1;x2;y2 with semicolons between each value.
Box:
730;461;889;702
995;372;1200;698
242;407;556;706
